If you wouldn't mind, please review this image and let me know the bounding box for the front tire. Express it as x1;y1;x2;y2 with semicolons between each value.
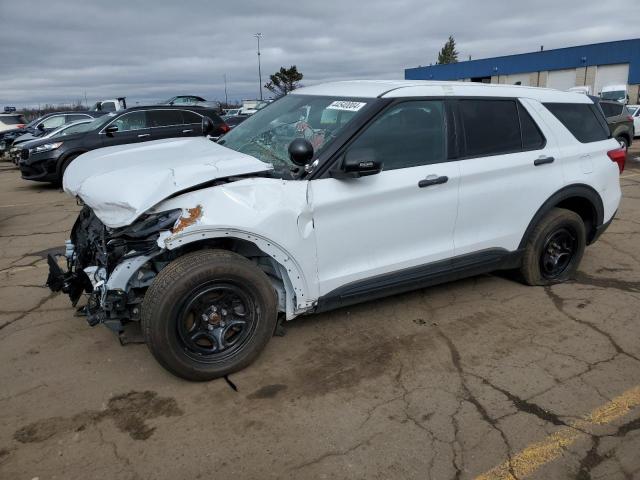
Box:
141;250;278;381
520;208;586;286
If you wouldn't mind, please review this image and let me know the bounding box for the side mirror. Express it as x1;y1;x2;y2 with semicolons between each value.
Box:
288;138;314;167
202;117;214;135
331;148;382;179
104;125;119;135
37;123;45;131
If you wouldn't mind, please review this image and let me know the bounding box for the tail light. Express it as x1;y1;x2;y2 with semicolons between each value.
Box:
607;147;626;173
220;122;230;134
627;115;634;122
17;124;25;129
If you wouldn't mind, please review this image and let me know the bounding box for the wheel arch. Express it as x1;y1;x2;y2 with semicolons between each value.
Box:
163;230;314;319
518;184;604;249
56;150;87;178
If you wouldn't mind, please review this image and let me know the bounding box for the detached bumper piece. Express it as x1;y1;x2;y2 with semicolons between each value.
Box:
46;253;92;306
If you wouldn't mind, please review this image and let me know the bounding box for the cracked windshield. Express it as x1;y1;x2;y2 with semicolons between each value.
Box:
218;95;368;178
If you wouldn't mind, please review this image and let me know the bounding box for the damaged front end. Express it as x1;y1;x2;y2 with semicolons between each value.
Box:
47;205;183;334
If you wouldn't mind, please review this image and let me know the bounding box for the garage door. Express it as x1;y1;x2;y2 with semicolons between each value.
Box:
503;73;531;86
547;69;577;91
595;64;629;95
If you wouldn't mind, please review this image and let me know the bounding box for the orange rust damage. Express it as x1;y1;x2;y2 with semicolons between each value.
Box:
172;205;203;234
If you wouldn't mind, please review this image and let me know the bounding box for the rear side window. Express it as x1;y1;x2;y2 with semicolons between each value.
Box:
544;103;609;143
518;102;545;150
66;114;91;122
1;115;25;125
148;110;183;127
181;110;202;124
458;100;521;157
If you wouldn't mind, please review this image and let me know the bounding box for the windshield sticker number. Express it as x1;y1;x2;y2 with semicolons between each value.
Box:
326;101;367;112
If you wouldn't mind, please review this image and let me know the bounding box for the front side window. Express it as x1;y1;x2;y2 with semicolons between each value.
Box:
345;100;446;170
110;111;147;132
41;115;65;129
148;110;183;127
219;95;370;178
544;103;609;143
458;100;521;157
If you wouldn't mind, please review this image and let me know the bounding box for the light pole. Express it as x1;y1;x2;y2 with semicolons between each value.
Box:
254;33;263;101
223;74;228;106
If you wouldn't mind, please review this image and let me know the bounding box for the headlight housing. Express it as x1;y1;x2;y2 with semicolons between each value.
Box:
112;209;182;239
31;141;63;154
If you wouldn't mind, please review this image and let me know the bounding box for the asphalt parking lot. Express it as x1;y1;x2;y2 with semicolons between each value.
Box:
1;149;640;480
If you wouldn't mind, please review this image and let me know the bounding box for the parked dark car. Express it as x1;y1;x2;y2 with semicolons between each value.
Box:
221;114;249;129
597;100;635;150
1;111;104;159
19;106;229;184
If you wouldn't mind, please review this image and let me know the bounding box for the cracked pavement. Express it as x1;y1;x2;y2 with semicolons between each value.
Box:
1;150;640;480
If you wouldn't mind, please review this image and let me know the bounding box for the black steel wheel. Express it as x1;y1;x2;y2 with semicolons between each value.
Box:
177;282;257;362
520;208;586;286
539;227;578;280
142;250;278;381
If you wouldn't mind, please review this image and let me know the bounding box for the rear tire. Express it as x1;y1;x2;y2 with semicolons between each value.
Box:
520;208;586;286
141;250;278;381
616;136;629;151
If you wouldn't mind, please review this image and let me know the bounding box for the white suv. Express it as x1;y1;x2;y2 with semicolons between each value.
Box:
49;81;624;380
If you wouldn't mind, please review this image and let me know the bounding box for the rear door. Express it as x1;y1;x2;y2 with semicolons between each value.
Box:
147;109;185;140
101;111;151;147
453;98;563;256
180;110;204;136
310;99;460;297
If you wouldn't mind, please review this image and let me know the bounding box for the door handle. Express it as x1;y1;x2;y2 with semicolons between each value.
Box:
418;175;448;188
534;156;554;166
137;133;150;138
182;129;193;133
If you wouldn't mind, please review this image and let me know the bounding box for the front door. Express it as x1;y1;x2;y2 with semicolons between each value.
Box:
310;100;460;297
101;111;151;147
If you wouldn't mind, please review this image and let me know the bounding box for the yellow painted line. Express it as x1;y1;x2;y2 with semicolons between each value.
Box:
474;385;640;480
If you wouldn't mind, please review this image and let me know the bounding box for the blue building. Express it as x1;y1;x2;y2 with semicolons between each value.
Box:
405;38;640;103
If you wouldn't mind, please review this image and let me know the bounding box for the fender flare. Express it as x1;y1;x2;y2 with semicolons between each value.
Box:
162;228;315;315
518;184;604;249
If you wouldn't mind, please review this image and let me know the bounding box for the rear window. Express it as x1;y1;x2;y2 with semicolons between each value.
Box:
1;115;25;125
599;102;623;118
544;103;609;143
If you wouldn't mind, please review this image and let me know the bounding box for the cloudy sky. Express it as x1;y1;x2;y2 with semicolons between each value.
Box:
1;0;638;107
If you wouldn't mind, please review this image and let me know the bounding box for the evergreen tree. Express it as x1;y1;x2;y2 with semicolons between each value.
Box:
437;36;459;64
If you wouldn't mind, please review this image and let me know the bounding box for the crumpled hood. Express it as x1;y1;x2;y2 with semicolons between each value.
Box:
63;137;272;228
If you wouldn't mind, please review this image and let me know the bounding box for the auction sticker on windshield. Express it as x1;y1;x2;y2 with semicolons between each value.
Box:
326;101;367;112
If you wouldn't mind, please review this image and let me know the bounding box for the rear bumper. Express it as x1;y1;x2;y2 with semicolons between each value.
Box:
590;212;615;244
